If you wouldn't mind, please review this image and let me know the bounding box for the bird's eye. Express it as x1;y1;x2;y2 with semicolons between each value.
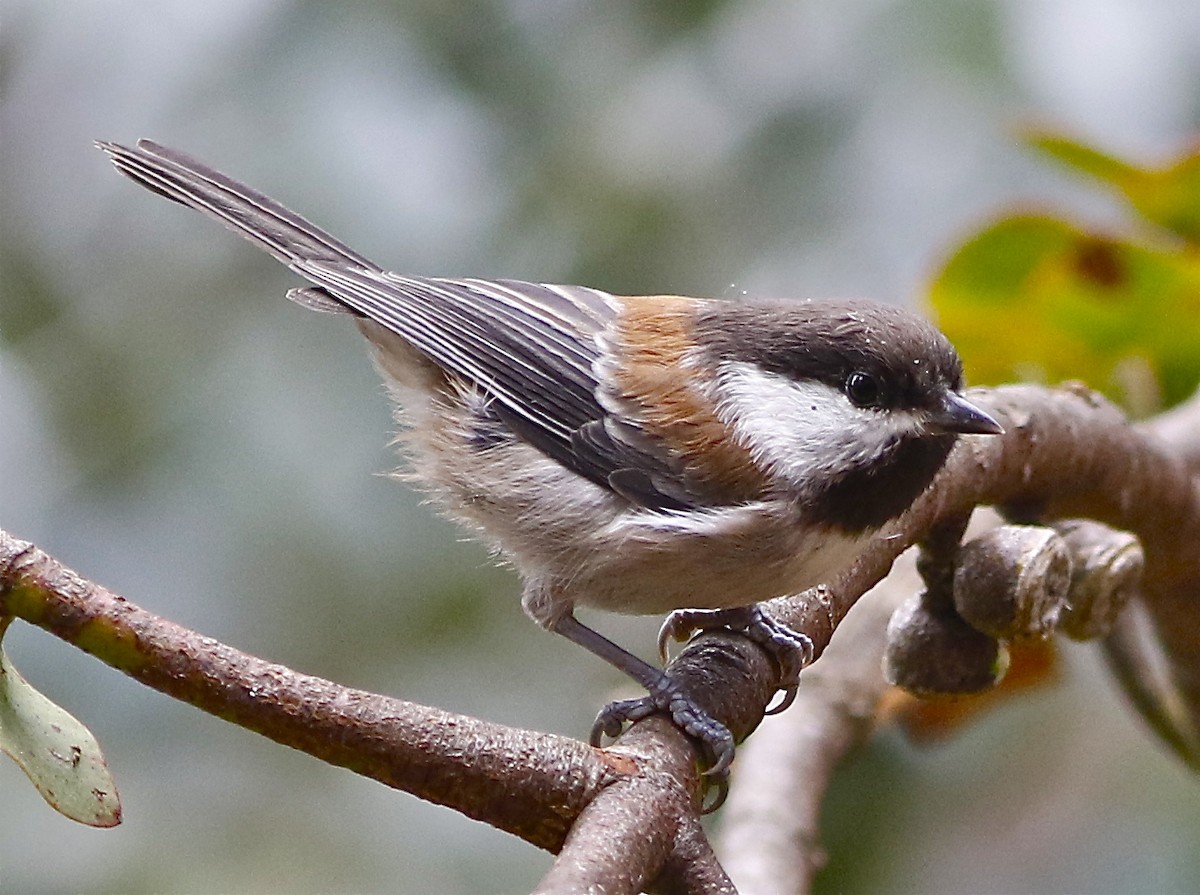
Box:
844;371;883;408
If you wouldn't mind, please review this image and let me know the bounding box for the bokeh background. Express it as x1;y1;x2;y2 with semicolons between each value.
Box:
4;1;1200;892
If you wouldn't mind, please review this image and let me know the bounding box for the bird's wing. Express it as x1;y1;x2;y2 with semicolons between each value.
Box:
98;140;699;509
293;265;697;509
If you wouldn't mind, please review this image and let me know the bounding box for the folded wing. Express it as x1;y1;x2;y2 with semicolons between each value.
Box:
99;139;702;510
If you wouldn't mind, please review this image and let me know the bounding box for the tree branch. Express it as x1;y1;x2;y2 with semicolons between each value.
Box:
718;562;916;894
0;534;617;852
1145;385;1200;475
717;383;1200;894
2;382;1198;890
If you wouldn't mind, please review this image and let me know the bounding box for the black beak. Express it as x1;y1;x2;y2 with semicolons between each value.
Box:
928;391;1004;435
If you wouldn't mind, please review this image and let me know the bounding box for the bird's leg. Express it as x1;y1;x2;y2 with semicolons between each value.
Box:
548;613;736;781
658;604;814;715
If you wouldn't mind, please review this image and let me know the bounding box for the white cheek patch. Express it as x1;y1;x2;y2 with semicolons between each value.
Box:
711;362;921;489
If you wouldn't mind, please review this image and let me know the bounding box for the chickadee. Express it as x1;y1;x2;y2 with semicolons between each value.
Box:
98;139;1002;775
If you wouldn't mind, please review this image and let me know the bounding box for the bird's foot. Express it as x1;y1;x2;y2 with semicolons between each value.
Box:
590;675;734;812
658;604;814;715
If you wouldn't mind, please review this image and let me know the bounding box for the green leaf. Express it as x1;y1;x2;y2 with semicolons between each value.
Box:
930;214;1200;413
1026;130;1200;244
0;618;121;827
1026;131;1138;186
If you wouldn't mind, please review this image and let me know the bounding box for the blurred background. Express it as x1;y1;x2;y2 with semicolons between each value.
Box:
3;1;1200;892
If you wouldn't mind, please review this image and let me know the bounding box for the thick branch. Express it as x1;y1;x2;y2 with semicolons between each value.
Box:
717;559;917;894
717;385;1200;894
1146;385;1200;475
533;732;686;895
768;384;1200;717
2;382;1198;890
0;533;618;852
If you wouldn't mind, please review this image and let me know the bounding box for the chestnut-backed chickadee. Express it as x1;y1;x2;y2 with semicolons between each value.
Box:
98;139;1002;776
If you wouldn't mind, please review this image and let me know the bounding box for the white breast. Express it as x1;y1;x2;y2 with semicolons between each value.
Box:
366;337;881;623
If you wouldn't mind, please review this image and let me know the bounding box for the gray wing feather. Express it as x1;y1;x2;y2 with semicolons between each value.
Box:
291;262;601;440
98;138;700;510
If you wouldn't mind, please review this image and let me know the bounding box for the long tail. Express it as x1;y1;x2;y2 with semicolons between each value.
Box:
97;140;381;280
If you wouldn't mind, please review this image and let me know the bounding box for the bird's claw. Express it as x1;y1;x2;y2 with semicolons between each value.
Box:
590;686;735;775
589;605;812;813
658;604;814;715
590;697;658;743
657;611;698;664
590;678;735;811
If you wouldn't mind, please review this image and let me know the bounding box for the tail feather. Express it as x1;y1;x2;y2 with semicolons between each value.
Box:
96;139;380;274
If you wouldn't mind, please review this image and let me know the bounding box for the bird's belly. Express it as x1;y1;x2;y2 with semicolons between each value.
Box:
396;410;874;618
569;504;874;615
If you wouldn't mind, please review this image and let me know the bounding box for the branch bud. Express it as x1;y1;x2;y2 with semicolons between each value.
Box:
953;525;1071;640
884;593;1009;696
1052;520;1144;641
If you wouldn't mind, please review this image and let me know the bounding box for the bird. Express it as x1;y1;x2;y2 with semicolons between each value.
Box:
97;138;1002;783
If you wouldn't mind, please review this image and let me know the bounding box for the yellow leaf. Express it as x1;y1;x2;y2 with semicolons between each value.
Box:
930;214;1200;413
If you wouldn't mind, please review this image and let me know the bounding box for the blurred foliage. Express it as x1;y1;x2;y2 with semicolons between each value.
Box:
931;132;1200;415
1029;131;1200;241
